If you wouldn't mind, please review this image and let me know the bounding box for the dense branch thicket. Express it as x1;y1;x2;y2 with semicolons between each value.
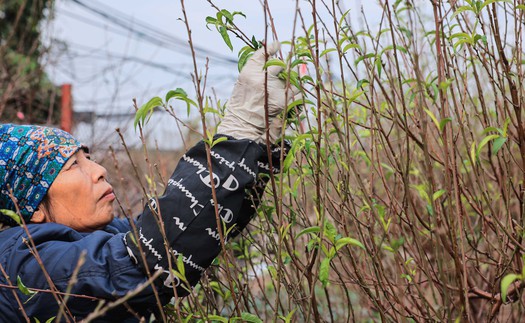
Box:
154;0;524;321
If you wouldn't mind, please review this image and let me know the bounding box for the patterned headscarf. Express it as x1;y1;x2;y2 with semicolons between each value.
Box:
0;124;81;225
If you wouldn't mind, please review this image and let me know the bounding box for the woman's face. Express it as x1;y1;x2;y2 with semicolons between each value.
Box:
38;149;115;232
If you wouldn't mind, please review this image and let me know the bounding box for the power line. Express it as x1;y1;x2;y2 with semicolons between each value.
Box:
73;0;186;46
62;44;238;78
62;5;185;53
59;9;138;42
69;0;237;65
60;47;191;76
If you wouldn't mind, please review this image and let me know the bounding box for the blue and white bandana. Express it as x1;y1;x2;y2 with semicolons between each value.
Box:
0;124;81;225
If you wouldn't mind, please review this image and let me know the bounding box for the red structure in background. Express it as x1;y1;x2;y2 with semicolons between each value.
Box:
60;84;73;133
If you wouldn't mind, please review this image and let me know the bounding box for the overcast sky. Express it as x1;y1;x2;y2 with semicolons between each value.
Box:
43;0;380;150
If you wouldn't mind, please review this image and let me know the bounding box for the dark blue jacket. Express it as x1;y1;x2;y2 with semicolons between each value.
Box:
0;219;157;322
0;138;281;322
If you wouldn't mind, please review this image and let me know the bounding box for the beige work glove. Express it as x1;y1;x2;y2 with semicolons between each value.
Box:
217;43;299;144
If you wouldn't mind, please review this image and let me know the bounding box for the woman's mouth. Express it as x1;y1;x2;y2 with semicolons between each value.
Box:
101;188;115;201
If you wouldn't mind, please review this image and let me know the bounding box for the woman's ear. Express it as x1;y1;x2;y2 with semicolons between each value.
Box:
31;209;46;223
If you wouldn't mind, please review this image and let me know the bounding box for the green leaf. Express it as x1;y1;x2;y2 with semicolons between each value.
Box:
439;118;452;132
429;83;439;102
354;53;376;66
263;58;287;70
207;315;229;323
426;204;434;216
424;108;440;130
218;26;233;51
280;223;292;238
251;36;260;48
476;134;500;160
335;237;365;250
390;237;405;251
355;30;372;38
501;273;521;302
518;4;525;10
342;43;361;53
237;48;254;72
295;226;321;239
481;0;512;12
282;133;313;171
300;75;314;84
232;11;246;19
205;16;217;25
287;99;313;115
209;281;224;297
432;189;446;201
450;32;471;40
338;9;352;27
0;209;21;225
240;312;263;323
378;28;391;38
45;318;55;323
439;79;453;90
319;257;331;287
376;56;383;77
306;239;319;252
17;276;36;296
216;11;224;23
410;184;430;204
482;126;503;136
398;26;413;39
164;89;196;116
473;34;486;45
356;79;369;89
134;96;163;130
380;45;408;55
220;9;233;23
453;39;470;51
176;254;185;277
290;58;306;69
327;246;336;259
165;88;187;103
323;220;338;242
211;136;228;148
267;265;277;279
492;136;507;155
279;70;301;88
320;48;337;57
280;308;297;323
503;118;511;137
452;6;475;19
470;142;477;164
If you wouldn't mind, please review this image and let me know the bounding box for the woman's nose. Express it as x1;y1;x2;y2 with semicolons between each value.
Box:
90;160;108;182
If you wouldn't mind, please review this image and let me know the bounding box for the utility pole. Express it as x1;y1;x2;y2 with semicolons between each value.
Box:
60;84;73;132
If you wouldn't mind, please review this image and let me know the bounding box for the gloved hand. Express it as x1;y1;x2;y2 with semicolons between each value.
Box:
217;43;299;144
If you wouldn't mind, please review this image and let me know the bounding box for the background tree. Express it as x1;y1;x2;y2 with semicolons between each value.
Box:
0;0;61;124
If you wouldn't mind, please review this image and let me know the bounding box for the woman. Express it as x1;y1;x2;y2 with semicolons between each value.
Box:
0;44;296;322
